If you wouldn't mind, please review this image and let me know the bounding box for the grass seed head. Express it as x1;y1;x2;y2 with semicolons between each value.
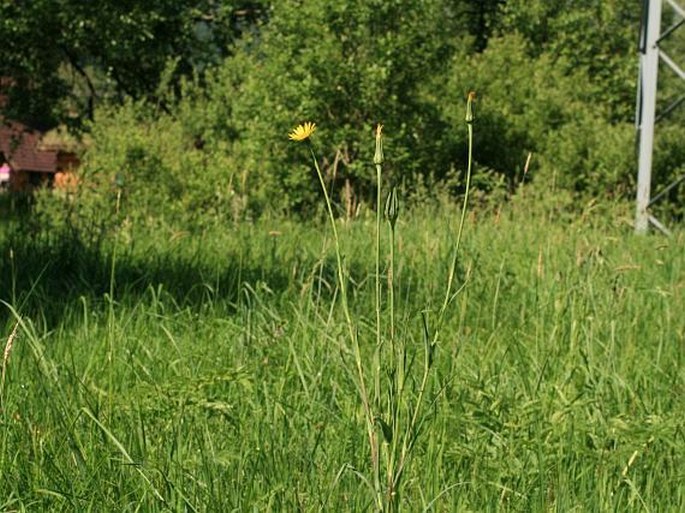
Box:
2;323;18;368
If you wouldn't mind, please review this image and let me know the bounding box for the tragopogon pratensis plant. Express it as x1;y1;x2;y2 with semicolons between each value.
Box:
290;94;475;511
289;121;379;506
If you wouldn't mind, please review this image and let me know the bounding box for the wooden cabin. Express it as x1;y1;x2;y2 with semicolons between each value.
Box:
0;119;80;192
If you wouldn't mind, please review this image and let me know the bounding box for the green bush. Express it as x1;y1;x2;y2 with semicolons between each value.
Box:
441;34;636;197
195;0;470;214
28;1;685;230
32;99;245;246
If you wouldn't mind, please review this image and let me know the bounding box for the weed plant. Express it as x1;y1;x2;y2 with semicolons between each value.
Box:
286;92;476;511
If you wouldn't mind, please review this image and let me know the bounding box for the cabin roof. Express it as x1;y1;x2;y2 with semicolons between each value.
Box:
0;119;58;173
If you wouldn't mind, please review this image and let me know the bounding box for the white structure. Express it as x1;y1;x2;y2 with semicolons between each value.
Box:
635;0;685;234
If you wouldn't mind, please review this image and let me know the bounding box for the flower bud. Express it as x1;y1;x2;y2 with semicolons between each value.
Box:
465;91;476;124
384;186;399;228
373;123;384;165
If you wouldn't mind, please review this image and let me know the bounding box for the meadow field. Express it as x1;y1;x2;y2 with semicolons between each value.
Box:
1;197;683;512
2;1;685;510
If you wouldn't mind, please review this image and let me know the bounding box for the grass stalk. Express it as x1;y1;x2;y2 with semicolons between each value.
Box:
303;138;380;510
0;321;19;408
107;189;122;413
373;124;385;505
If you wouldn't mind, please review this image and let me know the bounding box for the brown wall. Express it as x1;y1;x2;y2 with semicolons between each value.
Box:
56;151;80;172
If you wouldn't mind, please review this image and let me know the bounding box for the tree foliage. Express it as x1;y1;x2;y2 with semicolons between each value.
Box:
195;0;473;213
4;0;684;225
0;0;265;128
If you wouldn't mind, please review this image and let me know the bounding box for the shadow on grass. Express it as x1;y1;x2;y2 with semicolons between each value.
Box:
0;229;295;328
0;214;474;331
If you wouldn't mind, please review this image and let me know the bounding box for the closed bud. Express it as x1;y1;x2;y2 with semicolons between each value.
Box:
384;186;399;228
373;123;384;165
465;91;476;124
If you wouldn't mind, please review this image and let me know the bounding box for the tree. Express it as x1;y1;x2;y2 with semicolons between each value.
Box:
497;0;641;121
464;0;506;52
0;0;265;129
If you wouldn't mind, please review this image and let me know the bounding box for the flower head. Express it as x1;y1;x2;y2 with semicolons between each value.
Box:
288;122;317;142
465;91;476;123
374;123;384;165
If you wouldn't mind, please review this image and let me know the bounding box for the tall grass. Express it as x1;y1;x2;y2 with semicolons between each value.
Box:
1;193;684;511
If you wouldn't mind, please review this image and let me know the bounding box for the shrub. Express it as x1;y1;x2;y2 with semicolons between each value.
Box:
442;34;636;197
196;0;471;214
32;99;244;246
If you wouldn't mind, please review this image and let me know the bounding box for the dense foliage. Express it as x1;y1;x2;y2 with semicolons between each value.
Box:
0;0;265;127
2;0;684;227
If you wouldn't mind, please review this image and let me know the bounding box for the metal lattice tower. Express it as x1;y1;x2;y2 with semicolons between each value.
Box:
635;0;685;234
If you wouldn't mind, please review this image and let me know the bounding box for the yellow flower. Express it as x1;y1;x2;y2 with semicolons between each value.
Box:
288;122;317;142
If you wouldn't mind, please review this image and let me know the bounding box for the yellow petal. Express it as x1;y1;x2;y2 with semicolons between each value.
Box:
288;122;317;142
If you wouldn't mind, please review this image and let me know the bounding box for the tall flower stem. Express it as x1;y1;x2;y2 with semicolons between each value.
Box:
373;125;384;504
306;142;380;509
374;138;383;407
439;91;475;328
384;186;401;510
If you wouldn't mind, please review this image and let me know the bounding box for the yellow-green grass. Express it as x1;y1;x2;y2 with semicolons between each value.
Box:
1;202;683;511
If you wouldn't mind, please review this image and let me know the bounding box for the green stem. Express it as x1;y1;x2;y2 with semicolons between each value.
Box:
308;144;381;510
386;220;401;509
308;145;354;340
374;162;384;508
375;163;382;407
388;225;395;346
439;121;473;330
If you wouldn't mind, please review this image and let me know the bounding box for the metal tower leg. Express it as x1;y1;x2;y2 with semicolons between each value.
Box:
636;0;662;233
635;0;685;234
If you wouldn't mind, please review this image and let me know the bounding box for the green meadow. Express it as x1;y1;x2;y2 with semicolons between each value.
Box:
1;198;683;511
2;2;685;511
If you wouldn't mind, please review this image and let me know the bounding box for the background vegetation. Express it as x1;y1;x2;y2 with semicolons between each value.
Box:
1;0;683;224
